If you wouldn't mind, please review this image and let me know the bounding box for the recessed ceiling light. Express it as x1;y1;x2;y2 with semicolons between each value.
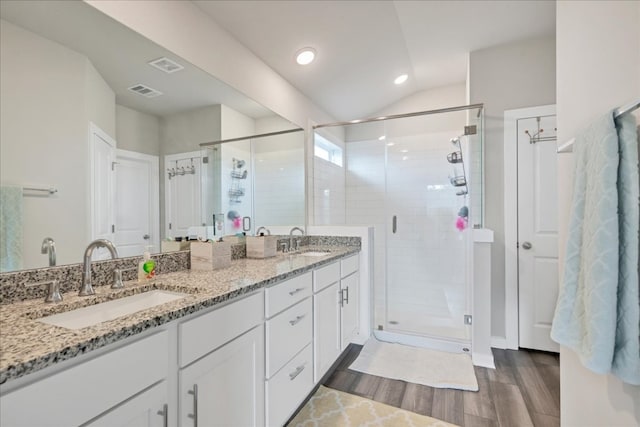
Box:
394;74;408;85
387;142;395;146
378;136;386;140
400;149;409;153
296;48;316;65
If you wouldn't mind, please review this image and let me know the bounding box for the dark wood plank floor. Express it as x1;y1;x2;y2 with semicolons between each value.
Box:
322;344;560;427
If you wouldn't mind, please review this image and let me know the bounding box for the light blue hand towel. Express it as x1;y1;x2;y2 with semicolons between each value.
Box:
551;110;640;385
0;186;24;272
611;113;639;385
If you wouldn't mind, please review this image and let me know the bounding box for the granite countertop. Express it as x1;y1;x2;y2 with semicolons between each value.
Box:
0;246;359;385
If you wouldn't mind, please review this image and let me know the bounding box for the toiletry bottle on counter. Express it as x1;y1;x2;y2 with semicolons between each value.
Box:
138;246;156;281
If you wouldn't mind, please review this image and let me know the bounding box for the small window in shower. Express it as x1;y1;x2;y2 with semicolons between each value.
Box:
314;135;343;167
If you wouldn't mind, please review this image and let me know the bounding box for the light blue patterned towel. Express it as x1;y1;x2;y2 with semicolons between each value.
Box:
0;186;23;272
551;111;640;385
611;114;639;385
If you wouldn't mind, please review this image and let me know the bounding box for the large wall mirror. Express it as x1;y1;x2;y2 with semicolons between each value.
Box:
0;1;305;273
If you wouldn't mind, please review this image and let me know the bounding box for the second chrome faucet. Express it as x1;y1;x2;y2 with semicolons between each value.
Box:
79;239;119;296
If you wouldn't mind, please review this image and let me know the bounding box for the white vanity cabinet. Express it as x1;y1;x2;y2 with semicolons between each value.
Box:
340;254;360;349
264;272;314;427
313;263;342;382
0;331;170;427
0;250;361;427
86;381;168;427
178;292;265;427
313;254;360;382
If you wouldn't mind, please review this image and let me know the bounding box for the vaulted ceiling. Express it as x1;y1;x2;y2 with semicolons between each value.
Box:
195;0;556;121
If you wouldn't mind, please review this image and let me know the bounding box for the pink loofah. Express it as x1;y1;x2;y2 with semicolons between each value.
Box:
456;216;467;231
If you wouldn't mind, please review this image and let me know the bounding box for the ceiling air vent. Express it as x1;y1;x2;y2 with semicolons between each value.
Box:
148;57;184;74
127;84;163;98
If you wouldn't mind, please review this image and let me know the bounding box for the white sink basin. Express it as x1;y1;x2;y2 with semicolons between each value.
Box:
299;251;331;257
38;290;188;330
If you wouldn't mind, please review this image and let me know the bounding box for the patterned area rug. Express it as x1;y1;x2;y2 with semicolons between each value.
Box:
287;385;458;427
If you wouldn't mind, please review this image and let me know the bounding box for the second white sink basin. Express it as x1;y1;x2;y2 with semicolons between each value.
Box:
299;251;331;257
38;290;188;330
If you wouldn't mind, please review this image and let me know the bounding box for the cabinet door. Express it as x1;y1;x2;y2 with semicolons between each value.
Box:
179;325;265;427
87;381;168;427
313;282;341;382
341;273;359;350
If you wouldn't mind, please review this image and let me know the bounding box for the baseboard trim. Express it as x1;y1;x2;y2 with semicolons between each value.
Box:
472;352;495;369
491;336;508;349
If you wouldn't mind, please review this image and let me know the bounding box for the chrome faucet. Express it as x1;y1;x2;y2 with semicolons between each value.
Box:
41;237;56;267
288;227;304;252
255;226;271;236
80;239;118;296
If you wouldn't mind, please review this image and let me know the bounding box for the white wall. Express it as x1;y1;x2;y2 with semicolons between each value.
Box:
160;105;222;156
468;36;556;339
220;104;256;140
0;19;115;269
556;1;640;425
255;115;297;134
84;61;116;139
115;105;160;156
376;83;466;117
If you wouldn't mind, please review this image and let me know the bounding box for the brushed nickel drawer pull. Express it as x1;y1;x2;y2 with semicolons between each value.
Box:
157;403;168;427
188;384;198;427
289;314;306;326
288;287;305;296
289;364;306;380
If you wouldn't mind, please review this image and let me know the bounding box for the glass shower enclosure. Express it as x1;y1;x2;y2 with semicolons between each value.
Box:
314;104;484;352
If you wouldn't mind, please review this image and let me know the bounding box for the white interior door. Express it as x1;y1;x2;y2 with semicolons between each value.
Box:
89;123;115;260
165;152;202;239
115;150;159;257
517;115;560;352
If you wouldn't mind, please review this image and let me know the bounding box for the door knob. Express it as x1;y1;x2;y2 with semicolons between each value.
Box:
143;234;150;240
521;241;532;250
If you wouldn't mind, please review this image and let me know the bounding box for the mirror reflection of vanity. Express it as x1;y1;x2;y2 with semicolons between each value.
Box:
0;1;305;272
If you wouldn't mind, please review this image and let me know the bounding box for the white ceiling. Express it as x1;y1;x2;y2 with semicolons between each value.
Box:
0;0;274;119
195;0;556;121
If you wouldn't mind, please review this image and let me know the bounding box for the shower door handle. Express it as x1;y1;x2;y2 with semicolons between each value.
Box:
392;215;397;234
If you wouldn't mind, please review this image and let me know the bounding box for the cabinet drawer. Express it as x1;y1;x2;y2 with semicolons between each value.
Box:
313;261;340;292
266;298;312;378
265;272;312;318
266;344;314;427
0;331;168;427
179;291;264;367
341;253;359;278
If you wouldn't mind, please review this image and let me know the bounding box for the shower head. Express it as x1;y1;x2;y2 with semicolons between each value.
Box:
450;136;460;145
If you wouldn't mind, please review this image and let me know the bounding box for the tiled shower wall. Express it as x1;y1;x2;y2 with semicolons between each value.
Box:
253;146;305;228
313;157;346;225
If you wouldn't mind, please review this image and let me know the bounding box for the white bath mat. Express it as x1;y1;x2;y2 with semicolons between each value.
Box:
349;338;478;391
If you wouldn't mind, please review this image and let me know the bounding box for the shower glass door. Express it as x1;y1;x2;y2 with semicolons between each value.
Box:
339;105;483;348
382;108;482;344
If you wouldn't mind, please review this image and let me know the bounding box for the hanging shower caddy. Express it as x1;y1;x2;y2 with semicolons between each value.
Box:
447;136;469;196
229;158;247;204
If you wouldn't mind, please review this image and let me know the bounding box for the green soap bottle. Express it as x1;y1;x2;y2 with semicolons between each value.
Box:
138;246;156;281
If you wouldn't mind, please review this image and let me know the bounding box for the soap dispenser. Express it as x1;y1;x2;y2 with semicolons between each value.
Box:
138;246;156;281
